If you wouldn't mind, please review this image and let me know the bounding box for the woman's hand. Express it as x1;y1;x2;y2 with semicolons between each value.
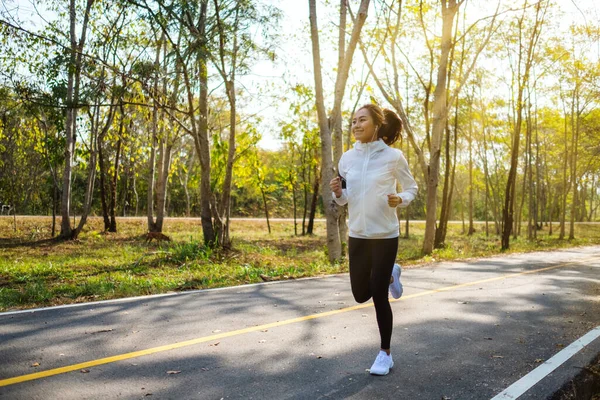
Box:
330;176;343;198
387;194;402;207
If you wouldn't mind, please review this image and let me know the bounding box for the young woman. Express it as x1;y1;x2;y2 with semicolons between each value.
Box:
329;104;418;376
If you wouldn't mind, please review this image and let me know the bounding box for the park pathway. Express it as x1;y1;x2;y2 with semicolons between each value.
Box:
1;246;599;399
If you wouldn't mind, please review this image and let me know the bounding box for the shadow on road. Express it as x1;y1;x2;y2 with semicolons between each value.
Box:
1;252;599;399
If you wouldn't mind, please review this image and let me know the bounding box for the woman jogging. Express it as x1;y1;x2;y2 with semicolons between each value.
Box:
329;103;418;376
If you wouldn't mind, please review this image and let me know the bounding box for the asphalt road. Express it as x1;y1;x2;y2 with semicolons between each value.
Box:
1;246;599;400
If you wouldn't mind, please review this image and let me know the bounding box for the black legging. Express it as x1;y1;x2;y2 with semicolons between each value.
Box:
348;236;398;350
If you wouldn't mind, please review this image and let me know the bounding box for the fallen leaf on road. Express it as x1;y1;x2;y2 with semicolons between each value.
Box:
144;393;153;397
261;329;268;332
457;301;469;304
316;355;323;359
88;328;113;334
80;369;90;373
535;359;544;363
210;342;220;347
31;362;40;367
167;371;181;375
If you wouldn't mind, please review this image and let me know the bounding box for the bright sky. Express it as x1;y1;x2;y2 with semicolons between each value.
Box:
4;0;600;150
249;0;600;149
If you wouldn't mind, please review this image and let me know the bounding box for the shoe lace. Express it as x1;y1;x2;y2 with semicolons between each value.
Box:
375;352;388;364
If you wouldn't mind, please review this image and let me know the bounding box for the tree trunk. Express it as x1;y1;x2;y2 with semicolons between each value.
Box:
527;95;534;240
261;187;271;234
501;1;545;250
72;117;98;238
468;105;474;236
98;139;111;230
306;171;319;235
108;103;124;233
568;90;580;240
559;106;569;239
309;0;370;262
147;34;161;233
59;0;94;239
61;0;91;238
422;1;459;255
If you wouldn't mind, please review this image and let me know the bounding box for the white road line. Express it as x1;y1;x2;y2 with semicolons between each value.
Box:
491;326;600;400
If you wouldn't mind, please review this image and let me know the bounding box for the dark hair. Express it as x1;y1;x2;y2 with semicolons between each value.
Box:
357;104;402;146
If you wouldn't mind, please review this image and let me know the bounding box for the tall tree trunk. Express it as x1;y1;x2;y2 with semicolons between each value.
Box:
73;117;98;238
568;90;580;240
60;0;94;239
306;169;320;235
108;101;125;232
516;124;530;239
422;0;459;255
309;0;370;262
180;145;194;217
147;34;162;233
334;0;348;254
155;141;172;233
501;1;545;250
559;105;569;239
468;101;474;236
527;94;534;240
197;15;215;245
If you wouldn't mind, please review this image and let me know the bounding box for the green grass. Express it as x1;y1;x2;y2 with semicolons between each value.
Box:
0;216;598;311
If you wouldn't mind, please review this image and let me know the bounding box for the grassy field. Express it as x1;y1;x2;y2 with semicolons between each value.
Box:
1;216;599;312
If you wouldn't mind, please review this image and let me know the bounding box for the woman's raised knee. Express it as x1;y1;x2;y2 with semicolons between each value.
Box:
353;292;371;303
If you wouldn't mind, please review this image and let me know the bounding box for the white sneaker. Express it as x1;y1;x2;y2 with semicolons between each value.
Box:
369;350;394;375
389;263;403;299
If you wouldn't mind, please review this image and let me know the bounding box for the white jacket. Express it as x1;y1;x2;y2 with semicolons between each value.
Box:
333;139;418;239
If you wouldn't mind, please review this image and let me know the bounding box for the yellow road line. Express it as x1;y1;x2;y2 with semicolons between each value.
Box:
1;256;598;387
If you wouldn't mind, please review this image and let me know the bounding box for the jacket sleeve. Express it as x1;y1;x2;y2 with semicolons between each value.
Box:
394;151;418;208
332;155;348;206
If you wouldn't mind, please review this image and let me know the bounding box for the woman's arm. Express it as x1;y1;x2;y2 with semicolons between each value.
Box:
393;151;418;208
331;156;348;205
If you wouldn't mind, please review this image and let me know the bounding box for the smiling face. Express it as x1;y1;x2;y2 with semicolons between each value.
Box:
352;108;379;143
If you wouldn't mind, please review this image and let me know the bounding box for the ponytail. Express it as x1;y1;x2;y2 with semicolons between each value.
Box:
379;109;402;146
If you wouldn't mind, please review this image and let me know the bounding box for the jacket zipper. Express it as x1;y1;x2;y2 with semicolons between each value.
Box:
361;143;371;233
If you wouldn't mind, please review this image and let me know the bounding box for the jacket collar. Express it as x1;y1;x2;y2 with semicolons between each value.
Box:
354;139;387;152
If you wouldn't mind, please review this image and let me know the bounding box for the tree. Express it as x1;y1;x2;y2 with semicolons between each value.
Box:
501;1;547;250
309;0;370;263
356;0;498;253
